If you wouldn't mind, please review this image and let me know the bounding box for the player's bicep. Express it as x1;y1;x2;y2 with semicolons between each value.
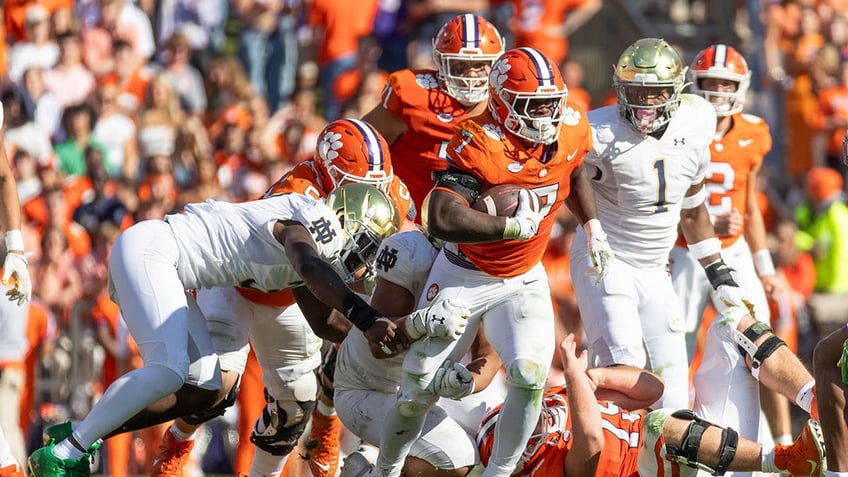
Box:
362;90;406;144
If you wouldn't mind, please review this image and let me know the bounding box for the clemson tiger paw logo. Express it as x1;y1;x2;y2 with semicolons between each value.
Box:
563;107;581;126
318;132;343;161
415;73;439;89
489;58;511;89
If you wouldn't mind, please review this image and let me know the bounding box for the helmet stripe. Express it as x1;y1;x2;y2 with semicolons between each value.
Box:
519;47;553;86
714;44;727;68
348;118;383;172
462;14;479;49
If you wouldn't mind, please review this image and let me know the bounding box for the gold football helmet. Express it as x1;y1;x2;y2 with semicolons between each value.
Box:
613;38;687;136
324;183;400;284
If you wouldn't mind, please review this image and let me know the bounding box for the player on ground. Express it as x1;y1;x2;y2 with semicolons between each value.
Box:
375;46;613;477
572;38;748;409
477;331;826;477
26;183;401;477
362;13;505;213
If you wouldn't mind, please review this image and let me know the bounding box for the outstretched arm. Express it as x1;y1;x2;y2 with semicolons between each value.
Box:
587;365;664;411
561;334;603;477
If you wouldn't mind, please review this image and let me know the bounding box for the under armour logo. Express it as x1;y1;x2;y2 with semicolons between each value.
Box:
309;218;337;244
673;137;685;146
375;247;398;272
432;315;446;325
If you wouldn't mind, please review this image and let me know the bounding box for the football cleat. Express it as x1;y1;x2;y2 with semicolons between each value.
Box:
27;443;92;477
302;410;343;477
151;430;195;477
773;419;826;476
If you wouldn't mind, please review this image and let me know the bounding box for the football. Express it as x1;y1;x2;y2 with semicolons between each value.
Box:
471;184;540;217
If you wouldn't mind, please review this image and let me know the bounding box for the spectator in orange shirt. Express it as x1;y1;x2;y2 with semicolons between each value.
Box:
33;225;84;327
816;60;848;174
509;0;601;64
307;0;379;120
18;299;56;445
560;59;591;112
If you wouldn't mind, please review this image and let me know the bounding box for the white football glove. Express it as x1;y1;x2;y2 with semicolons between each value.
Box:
406;299;470;340
713;284;756;318
584;219;614;285
432;359;474;400
503;189;543;240
3;230;30;306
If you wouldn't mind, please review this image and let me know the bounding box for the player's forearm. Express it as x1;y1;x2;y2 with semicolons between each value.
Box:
0;151;22;234
564;368;605;464
427;190;507;242
564;165;598;225
681;204;722;266
588;366;664;408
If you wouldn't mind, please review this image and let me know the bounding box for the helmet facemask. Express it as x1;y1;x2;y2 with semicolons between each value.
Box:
689;73;749;117
613;38;687;136
495;90;567;144
324;183;399;285
435;53;499;105
688;44;751;118
616;81;685;136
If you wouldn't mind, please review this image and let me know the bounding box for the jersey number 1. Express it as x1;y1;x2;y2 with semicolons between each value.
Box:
654;159;668;213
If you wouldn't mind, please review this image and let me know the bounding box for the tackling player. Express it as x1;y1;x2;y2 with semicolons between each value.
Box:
150;118;416;477
26;183;400;477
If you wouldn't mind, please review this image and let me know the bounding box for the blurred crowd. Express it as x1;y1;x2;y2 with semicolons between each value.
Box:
0;0;847;475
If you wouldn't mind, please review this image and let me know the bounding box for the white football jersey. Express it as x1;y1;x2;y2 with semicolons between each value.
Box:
586;94;716;268
164;193;344;291
335;229;439;393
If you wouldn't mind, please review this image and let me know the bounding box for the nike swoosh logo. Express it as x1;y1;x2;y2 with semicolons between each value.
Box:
311;459;331;473
807;459;817;475
738;139;753;147
523;279;538;285
566;149;579;161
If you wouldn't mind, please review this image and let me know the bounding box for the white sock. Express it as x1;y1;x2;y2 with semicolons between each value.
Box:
250;446;286;476
0;427;16;467
761;447;777;472
52;438;85;461
796;381;815;414
170;423;196;442
774;434;793;446
317;400;336;417
825;471;848;476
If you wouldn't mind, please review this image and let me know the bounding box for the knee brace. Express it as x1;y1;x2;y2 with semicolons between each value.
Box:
183;375;241;426
733;321;786;381
250;388;316;456
665;409;738;476
396;374;437;418
505;359;548;390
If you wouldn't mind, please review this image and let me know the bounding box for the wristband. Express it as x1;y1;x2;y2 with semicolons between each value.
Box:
704;258;739;289
687;237;721;260
5;230;24;253
343;293;379;331
583;218;604;235
752;249;776;277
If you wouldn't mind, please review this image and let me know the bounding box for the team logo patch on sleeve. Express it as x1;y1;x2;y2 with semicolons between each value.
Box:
426;283;440;301
309;217;338;245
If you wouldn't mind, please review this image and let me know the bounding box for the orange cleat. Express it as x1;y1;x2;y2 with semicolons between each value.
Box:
0;463;23;477
151;430;195;477
810;385;819;421
774;419;826;476
302;410;342;477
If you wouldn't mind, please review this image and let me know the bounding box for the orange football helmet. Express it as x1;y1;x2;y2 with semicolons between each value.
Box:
488;47;568;145
433;14;504;105
688;44;751;117
477;390;570;476
315;118;393;192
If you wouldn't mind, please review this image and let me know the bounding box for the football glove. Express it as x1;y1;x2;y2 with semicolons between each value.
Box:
585;219;614;285
406;298;470;340
432;359;474;400
503;189;543;240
